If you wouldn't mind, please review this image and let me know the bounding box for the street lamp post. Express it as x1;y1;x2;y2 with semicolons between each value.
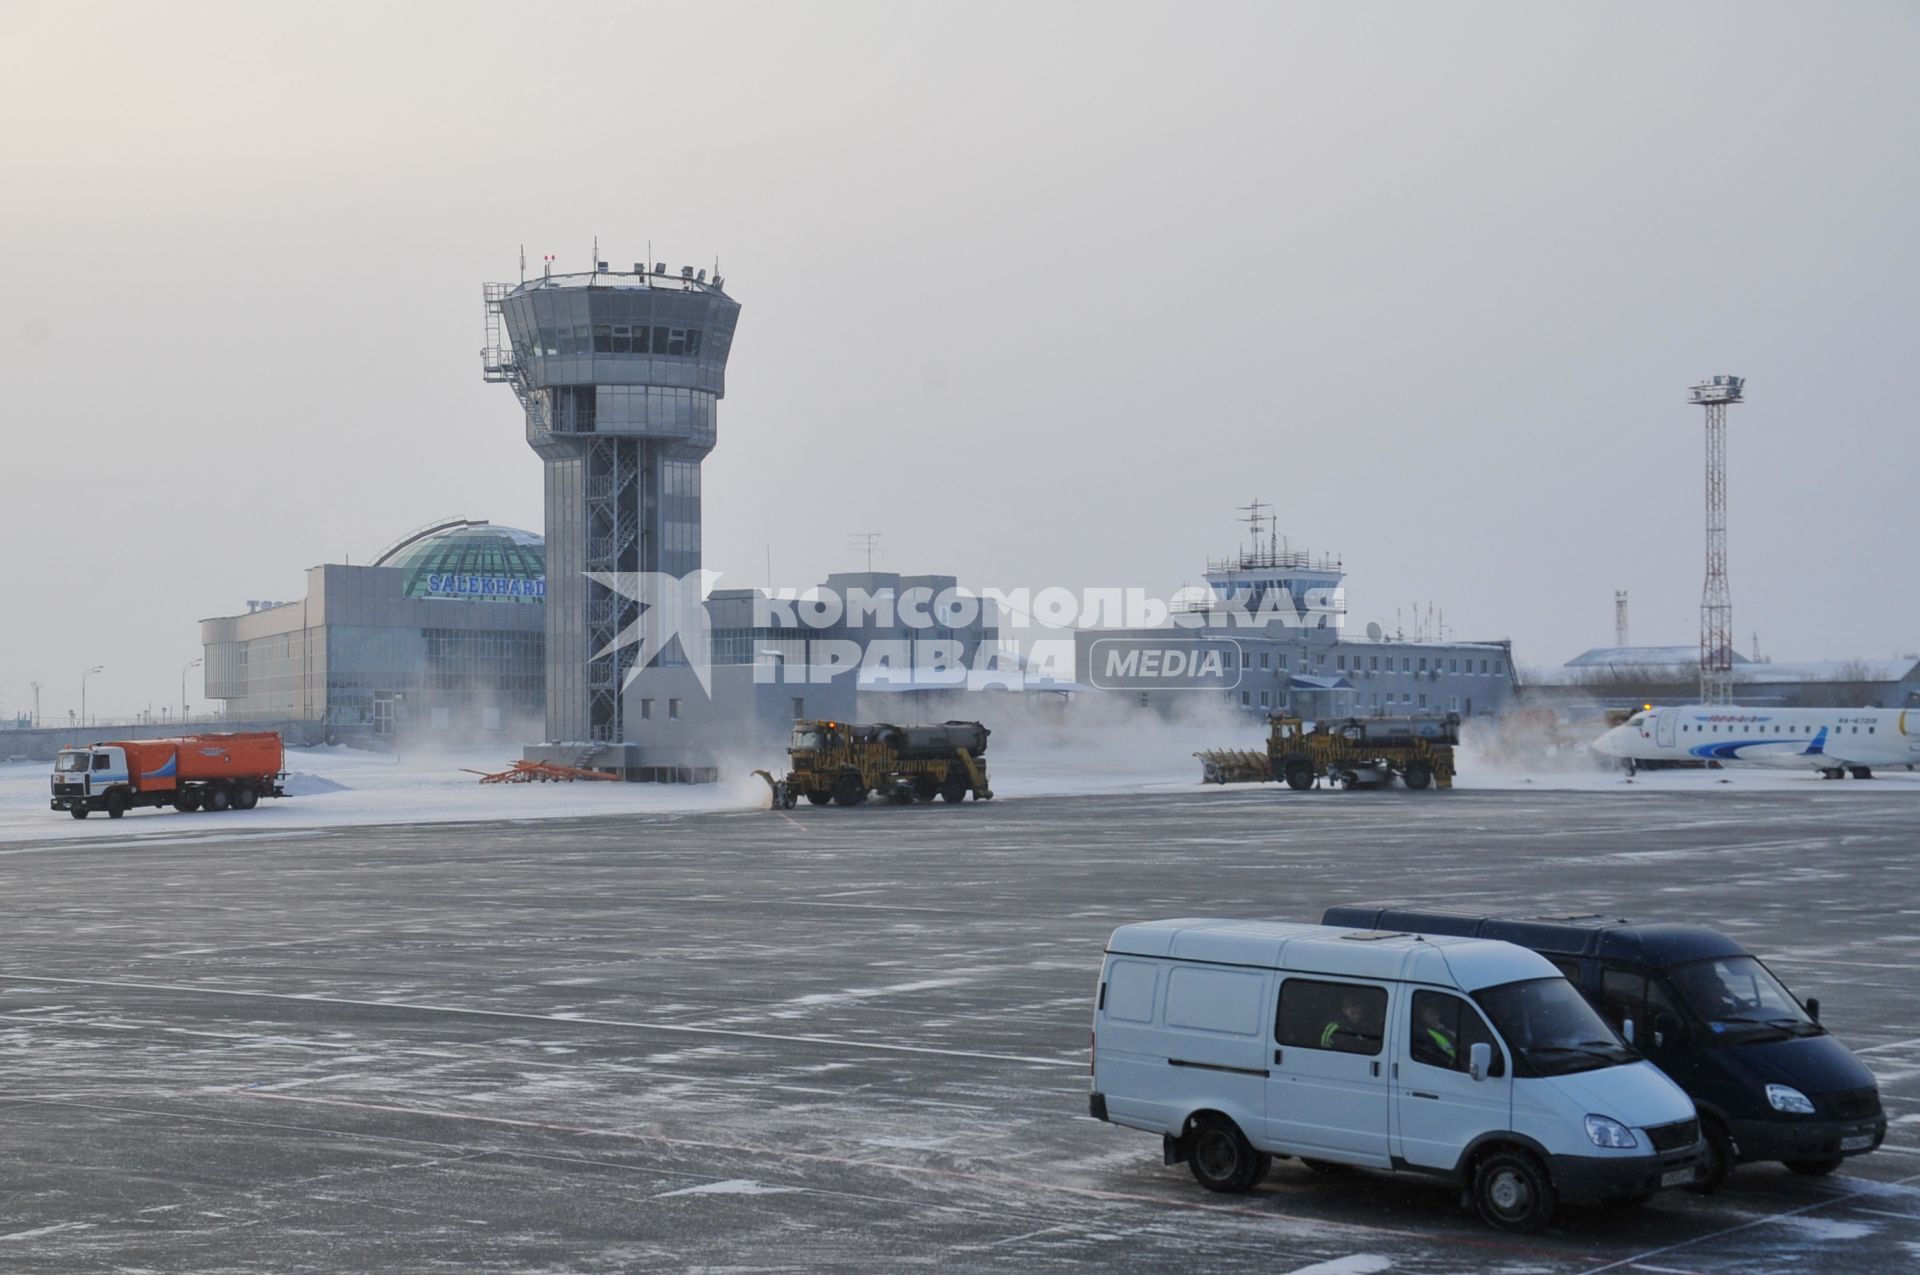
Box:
80;665;104;730
182;657;202;727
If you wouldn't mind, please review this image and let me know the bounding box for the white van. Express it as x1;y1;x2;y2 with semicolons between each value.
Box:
1089;919;1703;1231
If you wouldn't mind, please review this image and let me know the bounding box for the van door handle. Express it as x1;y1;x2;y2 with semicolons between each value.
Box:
1273;1048;1283;1065
1370;1060;1380;1077
1410;1091;1439;1100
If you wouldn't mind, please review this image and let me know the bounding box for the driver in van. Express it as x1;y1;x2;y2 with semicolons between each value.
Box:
1416;998;1458;1065
1320;993;1378;1052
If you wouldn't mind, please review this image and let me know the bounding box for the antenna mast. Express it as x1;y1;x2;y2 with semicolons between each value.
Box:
1689;376;1744;704
1615;590;1630;649
1237;498;1269;563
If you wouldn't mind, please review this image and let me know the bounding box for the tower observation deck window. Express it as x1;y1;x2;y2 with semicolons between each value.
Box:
533;325;707;360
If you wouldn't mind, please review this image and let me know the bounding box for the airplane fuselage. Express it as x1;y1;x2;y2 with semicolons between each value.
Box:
1593;705;1920;776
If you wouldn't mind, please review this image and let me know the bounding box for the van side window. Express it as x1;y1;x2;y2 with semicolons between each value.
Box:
1105;961;1158;1023
1277;978;1386;1056
1599;968;1645;1033
1410;990;1503;1076
1165;966;1267;1036
1599;966;1682;1038
1548;958;1580;983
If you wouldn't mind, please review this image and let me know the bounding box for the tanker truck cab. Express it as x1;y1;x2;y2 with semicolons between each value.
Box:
1089;919;1701;1232
1322;905;1888;1190
51;747;129;813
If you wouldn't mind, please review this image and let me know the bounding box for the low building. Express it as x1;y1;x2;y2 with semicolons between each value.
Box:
1527;645;1920;712
201;519;545;737
599;570;1003;780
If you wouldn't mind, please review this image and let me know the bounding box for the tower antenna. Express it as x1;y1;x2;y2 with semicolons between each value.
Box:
1237;498;1269;562
1615;590;1630;649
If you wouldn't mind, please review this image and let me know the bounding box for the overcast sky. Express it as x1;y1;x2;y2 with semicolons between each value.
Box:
3;0;1915;722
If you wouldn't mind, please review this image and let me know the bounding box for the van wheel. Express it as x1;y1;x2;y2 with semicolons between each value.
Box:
1785;1156;1843;1177
1250;1151;1273;1187
1684;1117;1734;1194
1472;1148;1556;1232
1185;1115;1262;1193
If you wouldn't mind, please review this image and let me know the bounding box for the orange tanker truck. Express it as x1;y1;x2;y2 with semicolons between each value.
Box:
50;731;287;820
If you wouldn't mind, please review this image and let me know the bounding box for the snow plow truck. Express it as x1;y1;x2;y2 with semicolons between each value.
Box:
757;720;992;809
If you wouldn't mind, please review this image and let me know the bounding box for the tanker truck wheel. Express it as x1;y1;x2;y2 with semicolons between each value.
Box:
940;774;968;803
106;791;128;819
233;785;259;811
1285;764;1314;791
832;773;866;807
175;790;202;813
69;805;89;819
205;786;232;813
1403;764;1433;791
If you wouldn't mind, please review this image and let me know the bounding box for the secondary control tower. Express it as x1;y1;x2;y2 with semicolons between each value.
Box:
483;255;741;751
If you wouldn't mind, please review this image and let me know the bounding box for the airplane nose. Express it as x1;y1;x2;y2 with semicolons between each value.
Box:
1592;726;1626;757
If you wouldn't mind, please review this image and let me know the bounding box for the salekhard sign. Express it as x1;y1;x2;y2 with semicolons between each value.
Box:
425;574;547;599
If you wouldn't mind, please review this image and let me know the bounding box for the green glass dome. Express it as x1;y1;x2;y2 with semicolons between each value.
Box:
373;520;546;603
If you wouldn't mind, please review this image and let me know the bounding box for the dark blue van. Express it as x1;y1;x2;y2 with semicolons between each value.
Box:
1321;905;1886;1190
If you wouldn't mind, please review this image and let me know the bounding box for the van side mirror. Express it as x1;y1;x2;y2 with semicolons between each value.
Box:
1469;1041;1492;1082
1805;996;1820;1023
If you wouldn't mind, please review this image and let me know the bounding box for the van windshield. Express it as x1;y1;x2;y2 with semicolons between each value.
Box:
1670;956;1820;1040
1473;977;1638;1076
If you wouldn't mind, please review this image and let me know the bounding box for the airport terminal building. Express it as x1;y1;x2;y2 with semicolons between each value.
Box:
201;520;545;736
1076;526;1516;721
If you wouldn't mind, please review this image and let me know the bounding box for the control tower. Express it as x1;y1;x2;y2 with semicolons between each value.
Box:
483;257;741;749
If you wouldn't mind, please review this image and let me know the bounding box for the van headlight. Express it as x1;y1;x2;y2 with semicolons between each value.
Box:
1584;1115;1639;1148
1766;1084;1815;1115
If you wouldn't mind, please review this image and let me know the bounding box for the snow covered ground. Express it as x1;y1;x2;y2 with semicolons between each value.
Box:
2;729;1913;846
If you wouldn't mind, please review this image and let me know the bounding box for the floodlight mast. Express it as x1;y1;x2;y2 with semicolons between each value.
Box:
1689;375;1744;705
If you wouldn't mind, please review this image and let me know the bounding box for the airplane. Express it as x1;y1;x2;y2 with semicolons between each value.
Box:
1592;705;1920;779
